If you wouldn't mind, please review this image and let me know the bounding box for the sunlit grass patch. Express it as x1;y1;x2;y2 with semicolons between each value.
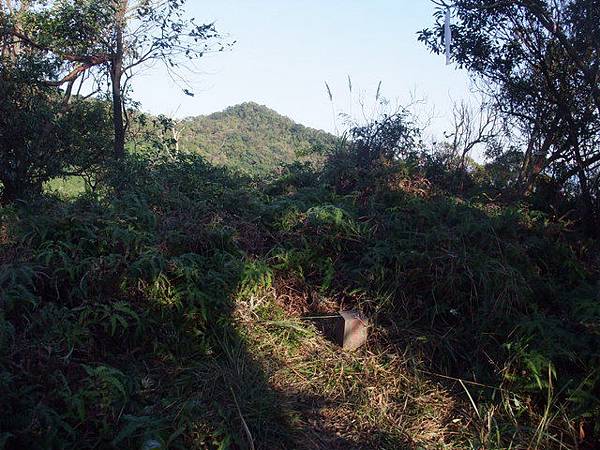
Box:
44;176;88;198
234;295;458;448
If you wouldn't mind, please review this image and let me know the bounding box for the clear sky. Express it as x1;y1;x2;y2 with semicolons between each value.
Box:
133;0;474;138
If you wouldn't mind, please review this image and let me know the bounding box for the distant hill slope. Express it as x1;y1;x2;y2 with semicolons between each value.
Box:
178;102;335;174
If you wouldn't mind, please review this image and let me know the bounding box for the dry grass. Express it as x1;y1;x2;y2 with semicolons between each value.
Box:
234;292;477;449
271;276;340;317
229;282;586;450
389;174;434;198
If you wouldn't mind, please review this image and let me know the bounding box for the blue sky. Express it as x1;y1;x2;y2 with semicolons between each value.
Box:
133;0;474;138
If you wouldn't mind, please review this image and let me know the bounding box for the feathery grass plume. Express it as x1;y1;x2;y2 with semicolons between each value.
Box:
324;80;338;135
347;75;353;118
324;81;333;102
376;80;382;101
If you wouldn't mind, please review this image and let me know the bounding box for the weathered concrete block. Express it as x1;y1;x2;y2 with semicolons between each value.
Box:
335;310;368;351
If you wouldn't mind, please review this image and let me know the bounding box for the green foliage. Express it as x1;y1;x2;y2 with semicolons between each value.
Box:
0;2;114;203
419;0;600;233
237;259;273;300
0;70;112;203
0;153;265;449
43;176;86;198
6;0;599;445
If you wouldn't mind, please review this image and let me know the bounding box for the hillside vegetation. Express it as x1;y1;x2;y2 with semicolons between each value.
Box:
176;103;335;174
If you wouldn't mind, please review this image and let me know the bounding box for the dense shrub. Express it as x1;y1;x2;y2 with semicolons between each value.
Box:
262;120;600;444
0;61;112;204
0;154;271;448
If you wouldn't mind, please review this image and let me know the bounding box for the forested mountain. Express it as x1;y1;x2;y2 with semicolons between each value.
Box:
177;102;335;174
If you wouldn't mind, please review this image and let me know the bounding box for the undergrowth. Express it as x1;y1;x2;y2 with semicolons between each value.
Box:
1;146;599;449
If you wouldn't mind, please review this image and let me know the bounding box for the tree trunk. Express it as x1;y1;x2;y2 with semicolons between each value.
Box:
517;138;535;195
572;143;597;236
0;180;18;205
110;68;125;159
110;2;126;159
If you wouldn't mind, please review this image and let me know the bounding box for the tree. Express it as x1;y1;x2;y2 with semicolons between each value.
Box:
0;1;112;204
98;0;226;158
419;0;600;233
2;0;227;159
445;98;499;192
0;68;112;204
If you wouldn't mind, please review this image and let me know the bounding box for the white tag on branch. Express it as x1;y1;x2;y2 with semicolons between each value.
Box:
142;439;163;450
444;8;452;65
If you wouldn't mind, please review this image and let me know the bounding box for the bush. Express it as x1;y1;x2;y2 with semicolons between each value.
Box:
0;61;112;204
